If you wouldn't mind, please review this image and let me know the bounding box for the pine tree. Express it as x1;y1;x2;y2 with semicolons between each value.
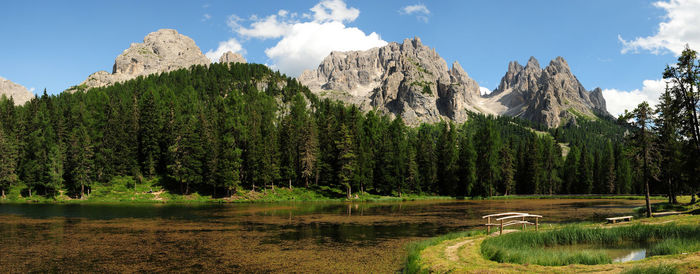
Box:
67;125;93;199
0;127;18;198
336;124;356;199
457;125;477;196
562;145;580;194
499;145;515;196
138;89;161;179
474;118;501;197
602;141;616;194
577;146;594;194
437;122;459;196
621;102;657;217
416;124;438;194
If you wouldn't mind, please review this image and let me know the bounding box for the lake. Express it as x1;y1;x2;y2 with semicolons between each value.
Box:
0;199;653;272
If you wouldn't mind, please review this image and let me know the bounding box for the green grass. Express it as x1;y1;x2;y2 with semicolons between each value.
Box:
622;264;679;274
485;194;665;200
480;224;700;266
403;230;483;273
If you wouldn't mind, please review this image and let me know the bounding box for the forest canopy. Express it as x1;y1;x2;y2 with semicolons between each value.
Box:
0;58;697;201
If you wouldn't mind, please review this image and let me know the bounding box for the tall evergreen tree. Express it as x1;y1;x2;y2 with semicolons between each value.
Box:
336;124;356;199
621;102;657;217
474;118;501;197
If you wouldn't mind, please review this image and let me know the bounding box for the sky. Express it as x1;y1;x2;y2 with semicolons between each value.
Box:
1;0;698;116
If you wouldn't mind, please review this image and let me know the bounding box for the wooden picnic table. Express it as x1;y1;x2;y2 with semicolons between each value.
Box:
482;212;542;235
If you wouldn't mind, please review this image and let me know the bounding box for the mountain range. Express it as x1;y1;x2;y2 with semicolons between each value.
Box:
1;29;609;127
299;37;609;127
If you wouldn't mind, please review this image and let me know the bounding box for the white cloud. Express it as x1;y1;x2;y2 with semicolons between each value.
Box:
236;14;291;39
29;87;36;93
602;79;669;116
205;38;245;63
619;0;700;55
310;0;359;23
479;86;491;96
221;0;386;76
265;21;385;77
202;13;211;22
399;4;430;23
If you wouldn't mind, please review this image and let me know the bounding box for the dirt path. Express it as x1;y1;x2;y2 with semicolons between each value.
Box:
445;239;472;261
445;229;521;261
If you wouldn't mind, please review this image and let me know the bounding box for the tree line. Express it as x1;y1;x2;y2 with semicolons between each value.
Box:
0;59;696;200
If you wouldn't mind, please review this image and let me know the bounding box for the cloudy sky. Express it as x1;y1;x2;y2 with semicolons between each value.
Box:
1;0;698;116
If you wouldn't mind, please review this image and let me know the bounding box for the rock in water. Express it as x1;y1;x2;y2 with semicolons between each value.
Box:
0;76;34;105
299;37;481;125
218;51;247;64
486;56;610;127
78;29;211;89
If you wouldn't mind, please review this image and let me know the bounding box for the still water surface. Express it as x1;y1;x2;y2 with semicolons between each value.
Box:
0;199;652;272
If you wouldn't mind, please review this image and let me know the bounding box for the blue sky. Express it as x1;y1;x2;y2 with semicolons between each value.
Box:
1;0;698;115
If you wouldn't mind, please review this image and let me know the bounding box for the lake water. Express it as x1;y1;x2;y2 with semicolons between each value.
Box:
0;199;653;272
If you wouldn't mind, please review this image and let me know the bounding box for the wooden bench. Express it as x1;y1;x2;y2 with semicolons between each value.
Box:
606;216;633;224
483;212;542;235
652;211;681;217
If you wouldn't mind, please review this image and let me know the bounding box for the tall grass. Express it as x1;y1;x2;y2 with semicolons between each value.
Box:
481;224;700;266
622;264;679;274
403;230;483;273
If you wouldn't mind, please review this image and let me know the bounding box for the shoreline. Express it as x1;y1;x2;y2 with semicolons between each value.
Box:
0;188;669;205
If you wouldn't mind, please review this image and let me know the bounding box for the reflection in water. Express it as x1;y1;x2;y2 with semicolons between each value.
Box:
0;199;654;272
613;249;646;263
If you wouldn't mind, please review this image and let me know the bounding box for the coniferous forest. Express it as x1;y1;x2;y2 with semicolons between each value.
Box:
0;49;698;202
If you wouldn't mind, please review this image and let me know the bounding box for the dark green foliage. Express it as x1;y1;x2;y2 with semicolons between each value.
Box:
1;59;693;200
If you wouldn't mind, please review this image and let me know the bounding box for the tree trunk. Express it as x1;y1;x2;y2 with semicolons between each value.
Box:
81;183;85;200
289;179;292;190
692;188;697;204
28;188;31;197
645;177;652;218
1;188;5;199
346;185;351;199
185;182;190;195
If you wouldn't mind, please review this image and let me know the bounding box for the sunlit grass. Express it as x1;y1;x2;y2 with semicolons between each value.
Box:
480;224;700;266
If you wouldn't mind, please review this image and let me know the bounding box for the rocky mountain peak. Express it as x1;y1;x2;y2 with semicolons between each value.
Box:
218;51;247;64
299;37;481;125
449;61;470;83
526;56;540;68
76;29;211;90
0;76;34;105
545;56;571;74
524;56;542;73
490;56;610;127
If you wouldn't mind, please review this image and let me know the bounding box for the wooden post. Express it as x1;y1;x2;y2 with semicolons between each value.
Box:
487;217;491;234
500;219;503;235
535;217;539;231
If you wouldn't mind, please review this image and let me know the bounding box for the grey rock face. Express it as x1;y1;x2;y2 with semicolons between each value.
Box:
299;37;481;125
490;56;610;127
77;29;211;90
0;76;34;105
218;51;246;64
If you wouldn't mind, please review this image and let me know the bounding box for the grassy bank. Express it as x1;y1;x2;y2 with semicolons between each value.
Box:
480;224;700;266
0;176;683;204
0;177;453;204
407;215;700;273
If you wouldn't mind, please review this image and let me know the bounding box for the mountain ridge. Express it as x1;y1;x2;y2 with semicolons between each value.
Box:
300;37;609;127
